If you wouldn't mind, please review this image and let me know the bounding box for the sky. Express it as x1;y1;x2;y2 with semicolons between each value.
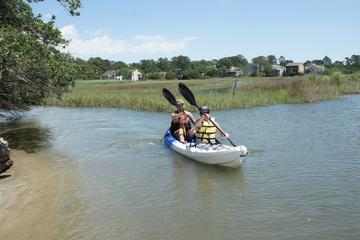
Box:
32;0;360;64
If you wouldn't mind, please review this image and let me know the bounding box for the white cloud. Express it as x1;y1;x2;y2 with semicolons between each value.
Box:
59;25;197;58
60;25;79;39
42;12;54;22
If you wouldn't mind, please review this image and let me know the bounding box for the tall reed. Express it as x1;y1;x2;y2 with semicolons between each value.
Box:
45;74;360;112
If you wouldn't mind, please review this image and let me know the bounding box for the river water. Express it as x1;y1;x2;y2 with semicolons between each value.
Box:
1;95;360;239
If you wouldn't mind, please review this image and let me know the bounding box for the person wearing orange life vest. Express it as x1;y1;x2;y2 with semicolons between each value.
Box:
194;105;229;147
170;99;195;144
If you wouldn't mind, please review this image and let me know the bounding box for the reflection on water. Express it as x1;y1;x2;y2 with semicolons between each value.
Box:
0;121;52;153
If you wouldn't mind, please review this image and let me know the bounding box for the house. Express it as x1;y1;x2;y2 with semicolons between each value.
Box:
159;71;167;78
131;69;142;81
224;66;242;77
285;63;305;76
243;63;259;76
305;63;325;74
101;70;118;80
272;64;285;77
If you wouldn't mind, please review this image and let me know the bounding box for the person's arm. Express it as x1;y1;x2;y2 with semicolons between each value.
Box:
171;112;181;121
185;111;196;125
206;114;229;139
195;115;205;128
215;124;229;139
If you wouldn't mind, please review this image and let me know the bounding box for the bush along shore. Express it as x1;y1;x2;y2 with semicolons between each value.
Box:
44;72;360;112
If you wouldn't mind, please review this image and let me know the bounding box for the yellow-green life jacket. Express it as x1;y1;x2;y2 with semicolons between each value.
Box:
196;120;217;143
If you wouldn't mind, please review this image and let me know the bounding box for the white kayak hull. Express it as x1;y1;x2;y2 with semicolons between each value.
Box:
164;129;247;168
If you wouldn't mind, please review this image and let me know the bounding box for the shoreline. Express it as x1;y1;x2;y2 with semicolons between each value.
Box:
0;150;75;239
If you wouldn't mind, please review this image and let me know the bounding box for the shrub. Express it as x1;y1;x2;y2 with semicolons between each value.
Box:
146;72;162;80
330;71;346;85
309;75;330;85
165;72;177;80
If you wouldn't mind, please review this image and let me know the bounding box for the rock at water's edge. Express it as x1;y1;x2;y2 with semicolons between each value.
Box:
0;138;13;174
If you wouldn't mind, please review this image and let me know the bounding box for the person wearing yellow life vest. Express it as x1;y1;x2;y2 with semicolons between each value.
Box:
195;105;229;146
170;99;195;144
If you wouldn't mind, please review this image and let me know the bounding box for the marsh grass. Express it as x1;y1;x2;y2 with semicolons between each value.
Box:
45;74;360;112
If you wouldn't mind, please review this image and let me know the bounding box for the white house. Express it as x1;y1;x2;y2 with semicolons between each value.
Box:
272;64;285;76
131;69;142;81
225;66;242;77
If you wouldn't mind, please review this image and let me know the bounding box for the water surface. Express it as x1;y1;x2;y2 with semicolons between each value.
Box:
1;95;360;239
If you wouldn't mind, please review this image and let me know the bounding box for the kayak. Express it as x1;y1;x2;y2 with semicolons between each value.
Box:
163;129;248;168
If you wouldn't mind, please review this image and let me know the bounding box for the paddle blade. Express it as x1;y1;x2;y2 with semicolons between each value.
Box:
162;88;177;107
178;83;198;108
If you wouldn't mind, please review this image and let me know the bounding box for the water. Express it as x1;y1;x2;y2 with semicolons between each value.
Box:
1;95;360;239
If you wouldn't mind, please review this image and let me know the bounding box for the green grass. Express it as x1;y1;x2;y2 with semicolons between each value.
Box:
45;74;360;112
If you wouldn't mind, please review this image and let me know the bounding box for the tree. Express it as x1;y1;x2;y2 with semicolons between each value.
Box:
0;0;81;114
113;60;128;70
267;55;277;65
191;60;210;78
139;59;158;74
278;56;286;66
157;57;171;72
217;55;247;70
333;61;344;67
252;56;274;77
350;55;360;66
28;0;81;16
323;56;332;66
171;55;191;79
312;59;323;65
87;57;112;77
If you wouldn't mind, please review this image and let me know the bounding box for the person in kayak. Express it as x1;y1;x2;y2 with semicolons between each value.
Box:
170;99;195;143
195;105;229;148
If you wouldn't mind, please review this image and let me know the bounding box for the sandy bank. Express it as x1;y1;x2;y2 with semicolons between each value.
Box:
0;150;79;240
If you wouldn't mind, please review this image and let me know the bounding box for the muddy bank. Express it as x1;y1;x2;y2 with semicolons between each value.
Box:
0;150;81;240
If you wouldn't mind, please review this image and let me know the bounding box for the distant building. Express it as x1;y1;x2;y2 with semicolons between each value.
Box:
224;66;242;77
131;69;142;81
243;63;259;76
101;70;118;80
285;63;304;76
305;63;325;74
159;71;167;78
272;64;285;77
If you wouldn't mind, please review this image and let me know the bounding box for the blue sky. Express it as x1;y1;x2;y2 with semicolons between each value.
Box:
32;0;360;63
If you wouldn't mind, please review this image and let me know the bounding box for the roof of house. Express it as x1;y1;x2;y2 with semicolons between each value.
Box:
101;70;117;76
272;64;285;70
306;63;325;70
286;63;304;67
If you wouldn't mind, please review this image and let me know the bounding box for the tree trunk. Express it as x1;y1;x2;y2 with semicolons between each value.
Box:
0;138;13;174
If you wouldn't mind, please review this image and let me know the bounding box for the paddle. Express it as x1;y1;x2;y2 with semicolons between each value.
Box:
162;88;178;107
162;88;195;125
178;83;237;147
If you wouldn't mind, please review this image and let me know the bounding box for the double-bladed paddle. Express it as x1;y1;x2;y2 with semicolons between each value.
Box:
178;83;237;147
162;88;178;107
162;88;195;125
